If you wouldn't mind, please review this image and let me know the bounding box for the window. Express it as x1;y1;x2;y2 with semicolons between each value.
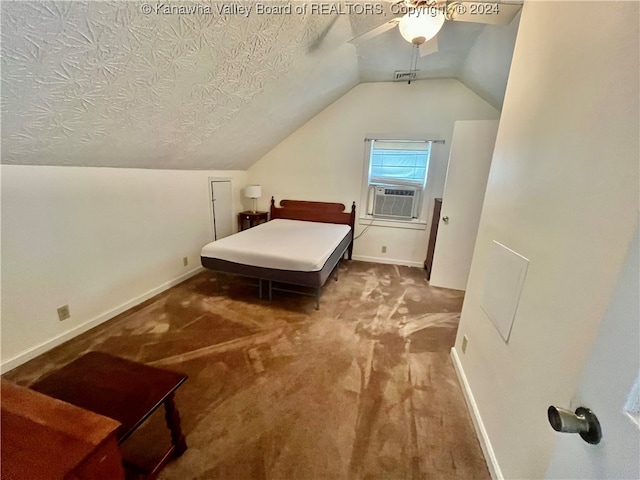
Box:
369;140;432;188
362;139;433;222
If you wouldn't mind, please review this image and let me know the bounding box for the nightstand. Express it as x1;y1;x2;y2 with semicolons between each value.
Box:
238;211;268;231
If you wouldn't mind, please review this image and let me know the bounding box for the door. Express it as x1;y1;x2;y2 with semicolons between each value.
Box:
429;120;499;291
545;223;639;479
210;180;233;240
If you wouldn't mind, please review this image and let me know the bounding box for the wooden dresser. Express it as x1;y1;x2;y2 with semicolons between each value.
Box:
424;198;442;280
1;379;124;480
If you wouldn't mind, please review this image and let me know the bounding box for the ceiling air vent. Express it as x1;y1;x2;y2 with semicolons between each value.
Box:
393;70;419;81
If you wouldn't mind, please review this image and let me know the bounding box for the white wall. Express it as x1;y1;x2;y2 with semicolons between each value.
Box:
248;79;499;266
452;2;639;479
0;165;247;371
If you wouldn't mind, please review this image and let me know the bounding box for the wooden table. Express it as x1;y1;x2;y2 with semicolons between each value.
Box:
238;210;268;231
30;351;188;478
1;379;124;480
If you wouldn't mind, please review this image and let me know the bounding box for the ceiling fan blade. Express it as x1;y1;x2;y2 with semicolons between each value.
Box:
419;36;439;57
449;2;522;25
348;18;400;44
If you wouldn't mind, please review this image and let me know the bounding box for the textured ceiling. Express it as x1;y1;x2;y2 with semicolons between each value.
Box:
1;1;519;170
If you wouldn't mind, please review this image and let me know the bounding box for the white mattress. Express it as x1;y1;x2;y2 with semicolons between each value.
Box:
201;219;351;272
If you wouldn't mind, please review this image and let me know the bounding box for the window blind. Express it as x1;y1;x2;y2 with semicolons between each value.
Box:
369;140;431;188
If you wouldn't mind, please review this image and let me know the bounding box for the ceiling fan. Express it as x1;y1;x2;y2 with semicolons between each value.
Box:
349;0;522;57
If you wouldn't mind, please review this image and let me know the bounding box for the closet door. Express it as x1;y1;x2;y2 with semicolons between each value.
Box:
210;180;233;240
429;120;499;291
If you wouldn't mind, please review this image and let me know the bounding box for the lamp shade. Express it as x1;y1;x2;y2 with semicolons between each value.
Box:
398;8;445;45
245;185;262;199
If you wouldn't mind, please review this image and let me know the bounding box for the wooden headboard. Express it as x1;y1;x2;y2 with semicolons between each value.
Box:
270;197;356;227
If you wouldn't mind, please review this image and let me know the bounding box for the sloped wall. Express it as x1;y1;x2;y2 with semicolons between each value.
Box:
459;12;520;110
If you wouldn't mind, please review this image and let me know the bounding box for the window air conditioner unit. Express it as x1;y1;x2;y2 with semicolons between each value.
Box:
372;186;418;220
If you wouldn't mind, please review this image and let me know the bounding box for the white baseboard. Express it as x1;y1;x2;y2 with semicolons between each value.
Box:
352;254;424;268
1;267;204;373
450;347;503;480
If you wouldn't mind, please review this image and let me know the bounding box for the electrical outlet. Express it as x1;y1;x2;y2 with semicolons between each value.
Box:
57;305;70;321
462;335;468;354
381;246;387;253
183;256;188;266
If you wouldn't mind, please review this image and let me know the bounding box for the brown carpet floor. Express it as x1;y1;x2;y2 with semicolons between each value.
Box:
3;261;490;480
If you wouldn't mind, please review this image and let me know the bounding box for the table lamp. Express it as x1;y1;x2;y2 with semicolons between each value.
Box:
245;185;262;213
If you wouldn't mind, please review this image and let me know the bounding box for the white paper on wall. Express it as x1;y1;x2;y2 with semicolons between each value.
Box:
481;241;529;342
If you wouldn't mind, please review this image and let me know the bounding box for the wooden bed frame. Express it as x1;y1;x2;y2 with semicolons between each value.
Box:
201;197;356;309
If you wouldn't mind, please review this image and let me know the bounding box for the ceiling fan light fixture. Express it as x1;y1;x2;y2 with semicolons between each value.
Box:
398;7;446;45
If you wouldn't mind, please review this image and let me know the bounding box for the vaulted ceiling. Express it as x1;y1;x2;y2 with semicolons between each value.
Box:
1;1;520;170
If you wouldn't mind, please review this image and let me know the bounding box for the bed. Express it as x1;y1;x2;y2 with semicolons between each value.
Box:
201;197;356;309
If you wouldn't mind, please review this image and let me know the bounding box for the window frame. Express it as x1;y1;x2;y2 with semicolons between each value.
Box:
359;135;442;230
